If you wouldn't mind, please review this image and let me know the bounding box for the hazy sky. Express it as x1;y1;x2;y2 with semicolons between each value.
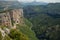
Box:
18;0;60;3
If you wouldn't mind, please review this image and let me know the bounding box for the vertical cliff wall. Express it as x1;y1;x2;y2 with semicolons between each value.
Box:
0;9;24;28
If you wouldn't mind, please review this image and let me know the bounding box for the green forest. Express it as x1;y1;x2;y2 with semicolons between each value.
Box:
23;3;60;40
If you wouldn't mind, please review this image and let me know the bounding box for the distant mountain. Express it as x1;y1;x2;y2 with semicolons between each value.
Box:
21;2;48;6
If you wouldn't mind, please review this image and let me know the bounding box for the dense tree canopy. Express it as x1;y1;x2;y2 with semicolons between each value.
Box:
23;3;60;40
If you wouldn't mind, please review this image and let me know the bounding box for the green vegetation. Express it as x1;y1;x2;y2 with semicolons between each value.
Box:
24;18;32;28
8;18;38;40
0;18;38;40
3;35;11;40
0;31;2;40
24;3;60;40
9;29;29;40
16;18;38;40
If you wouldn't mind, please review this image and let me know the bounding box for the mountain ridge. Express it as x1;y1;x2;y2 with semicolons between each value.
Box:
21;2;48;6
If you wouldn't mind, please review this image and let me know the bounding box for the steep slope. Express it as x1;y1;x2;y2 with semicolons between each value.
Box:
0;1;38;40
16;18;38;40
0;18;38;40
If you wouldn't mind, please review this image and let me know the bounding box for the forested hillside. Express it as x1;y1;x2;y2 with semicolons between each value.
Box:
23;3;60;40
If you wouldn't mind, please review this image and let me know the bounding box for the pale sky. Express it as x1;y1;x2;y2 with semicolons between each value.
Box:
18;0;60;3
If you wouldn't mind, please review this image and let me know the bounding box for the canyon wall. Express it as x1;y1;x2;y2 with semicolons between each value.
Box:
0;9;24;28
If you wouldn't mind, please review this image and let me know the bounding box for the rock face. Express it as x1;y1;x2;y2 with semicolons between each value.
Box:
0;9;24;28
0;12;12;27
10;9;24;24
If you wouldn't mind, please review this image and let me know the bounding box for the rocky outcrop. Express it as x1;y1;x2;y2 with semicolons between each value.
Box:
0;12;12;27
0;9;24;28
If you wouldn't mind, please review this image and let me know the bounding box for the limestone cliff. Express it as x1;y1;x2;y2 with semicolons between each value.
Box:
0;8;24;28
